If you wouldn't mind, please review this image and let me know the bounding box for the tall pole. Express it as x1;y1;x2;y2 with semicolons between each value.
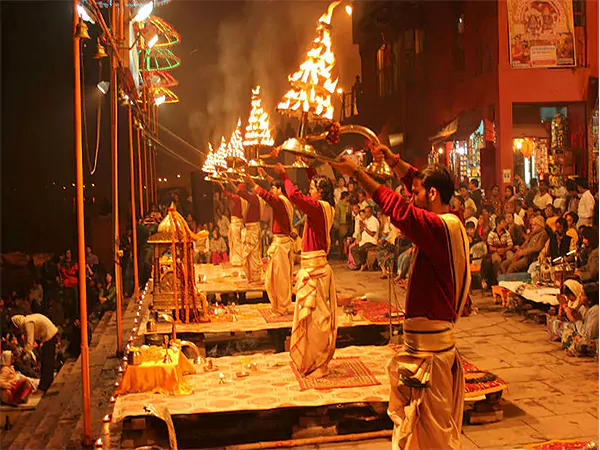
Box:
72;2;92;446
111;0;124;354
136;125;144;218
128;107;140;301
142;88;150;211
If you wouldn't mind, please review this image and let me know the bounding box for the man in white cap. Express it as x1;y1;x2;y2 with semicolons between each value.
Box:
11;313;58;392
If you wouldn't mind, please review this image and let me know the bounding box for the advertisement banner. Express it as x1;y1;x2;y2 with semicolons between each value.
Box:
507;0;576;68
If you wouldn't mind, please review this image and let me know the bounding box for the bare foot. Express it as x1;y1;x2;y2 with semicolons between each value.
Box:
306;365;329;379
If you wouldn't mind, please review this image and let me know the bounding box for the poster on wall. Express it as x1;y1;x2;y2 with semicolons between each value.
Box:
507;0;576;68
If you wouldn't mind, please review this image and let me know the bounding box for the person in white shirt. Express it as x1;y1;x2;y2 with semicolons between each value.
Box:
333;177;349;204
576;177;595;227
459;184;477;214
464;206;478;227
350;206;379;269
11;314;58;392
533;179;554;210
215;208;230;243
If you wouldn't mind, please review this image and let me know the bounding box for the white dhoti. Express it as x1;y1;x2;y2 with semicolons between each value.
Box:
241;221;262;283
265;234;294;315
228;216;244;266
387;318;464;450
290;250;337;377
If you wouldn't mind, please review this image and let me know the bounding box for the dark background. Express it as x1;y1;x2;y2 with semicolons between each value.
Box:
1;0;357;254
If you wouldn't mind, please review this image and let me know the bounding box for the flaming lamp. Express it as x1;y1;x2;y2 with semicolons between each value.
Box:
277;1;341;134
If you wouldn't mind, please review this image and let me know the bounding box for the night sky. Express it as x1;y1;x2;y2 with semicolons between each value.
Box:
1;0;358;254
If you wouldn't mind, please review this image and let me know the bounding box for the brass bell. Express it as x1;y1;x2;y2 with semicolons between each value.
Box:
365;159;394;179
93;39;108;59
74;19;91;40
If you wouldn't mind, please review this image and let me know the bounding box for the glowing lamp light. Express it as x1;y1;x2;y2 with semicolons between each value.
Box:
438;147;444;154
95;438;103;448
154;94;166;106
132;1;153;22
97;81;110;95
336;87;343;94
345;5;353;16
77;4;95;23
147;34;159;49
103;414;111;423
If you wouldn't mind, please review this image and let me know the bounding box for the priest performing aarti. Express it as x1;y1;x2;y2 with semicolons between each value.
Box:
332;145;471;450
236;182;265;283
272;163;337;379
245;170;295;315
221;183;247;266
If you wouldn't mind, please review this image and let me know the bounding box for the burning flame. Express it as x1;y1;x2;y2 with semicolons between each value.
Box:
214;137;229;169
243;86;275;148
225;119;247;162
201;142;216;174
277;1;341;122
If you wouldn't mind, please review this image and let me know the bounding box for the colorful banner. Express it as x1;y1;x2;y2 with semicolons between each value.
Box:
508;0;576;68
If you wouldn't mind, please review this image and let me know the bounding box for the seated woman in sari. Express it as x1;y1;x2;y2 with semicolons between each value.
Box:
548;281;599;356
561;283;599;357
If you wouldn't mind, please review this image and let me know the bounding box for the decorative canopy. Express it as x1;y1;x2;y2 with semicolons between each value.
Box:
148;203;205;243
139;47;181;72
149;70;179;88
134;15;181;48
149;86;179;104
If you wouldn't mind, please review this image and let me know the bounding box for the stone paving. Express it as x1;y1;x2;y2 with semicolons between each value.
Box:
3;264;597;449
311;263;600;449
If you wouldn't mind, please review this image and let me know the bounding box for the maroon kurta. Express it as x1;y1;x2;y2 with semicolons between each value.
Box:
255;185;292;235
223;190;243;219
237;184;261;223
281;173;328;253
372;166;458;321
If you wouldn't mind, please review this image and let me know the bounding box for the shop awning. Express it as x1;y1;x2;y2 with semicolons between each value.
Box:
512;123;549;138
429;109;483;143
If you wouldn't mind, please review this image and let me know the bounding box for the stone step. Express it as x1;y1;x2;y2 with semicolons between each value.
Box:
8;310;120;450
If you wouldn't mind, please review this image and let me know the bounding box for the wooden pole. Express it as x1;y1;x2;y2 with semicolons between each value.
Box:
136;124;144;218
111;0;124;354
72;1;92;445
128;106;140;301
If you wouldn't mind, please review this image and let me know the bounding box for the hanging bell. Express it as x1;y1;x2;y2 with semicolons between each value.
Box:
74;19;91;40
93;39;108;59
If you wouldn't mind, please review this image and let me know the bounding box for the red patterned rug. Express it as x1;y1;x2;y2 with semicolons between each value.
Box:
350;299;404;324
259;308;294;323
388;345;507;397
290;357;381;391
524;440;597;450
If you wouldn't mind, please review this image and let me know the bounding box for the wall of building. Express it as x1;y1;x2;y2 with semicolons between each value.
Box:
496;0;599;187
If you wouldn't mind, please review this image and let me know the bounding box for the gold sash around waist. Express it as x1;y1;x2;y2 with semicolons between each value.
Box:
231;216;244;225
300;250;328;270
272;234;293;245
245;221;260;230
403;318;455;354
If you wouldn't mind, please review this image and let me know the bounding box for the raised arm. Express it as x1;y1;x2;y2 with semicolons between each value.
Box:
254;184;280;206
331;156;447;257
272;164;322;217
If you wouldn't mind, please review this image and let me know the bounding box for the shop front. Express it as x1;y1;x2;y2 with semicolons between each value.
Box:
429;110;496;189
512;124;550;187
512;104;587;198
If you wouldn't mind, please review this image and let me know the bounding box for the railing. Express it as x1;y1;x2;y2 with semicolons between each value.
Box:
340;91;359;122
